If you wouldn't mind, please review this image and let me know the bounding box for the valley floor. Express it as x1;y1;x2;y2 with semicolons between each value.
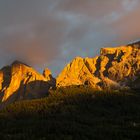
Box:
0;87;140;140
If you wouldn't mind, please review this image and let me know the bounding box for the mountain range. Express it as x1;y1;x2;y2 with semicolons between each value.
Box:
1;41;140;108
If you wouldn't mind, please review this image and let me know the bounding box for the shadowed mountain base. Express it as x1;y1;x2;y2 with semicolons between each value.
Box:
0;80;54;109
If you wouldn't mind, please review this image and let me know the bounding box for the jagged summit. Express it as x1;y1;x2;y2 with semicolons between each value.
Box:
57;42;140;90
0;60;55;108
1;40;140;108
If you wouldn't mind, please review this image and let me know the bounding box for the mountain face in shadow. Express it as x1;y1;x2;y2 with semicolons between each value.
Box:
0;61;55;108
57;41;140;90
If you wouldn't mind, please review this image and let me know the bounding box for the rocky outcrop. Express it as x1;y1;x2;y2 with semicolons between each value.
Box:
43;68;56;86
0;61;55;108
57;41;140;90
57;57;101;89
1;41;140;108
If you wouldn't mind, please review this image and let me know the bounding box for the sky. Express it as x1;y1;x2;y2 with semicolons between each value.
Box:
0;0;140;76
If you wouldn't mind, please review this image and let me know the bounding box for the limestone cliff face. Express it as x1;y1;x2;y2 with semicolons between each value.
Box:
0;61;55;107
57;57;101;89
1;41;140;107
57;42;140;89
43;68;56;85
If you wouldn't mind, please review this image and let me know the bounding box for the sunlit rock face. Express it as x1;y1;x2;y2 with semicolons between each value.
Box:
57;57;101;89
0;61;55;107
57;41;140;90
43;68;56;85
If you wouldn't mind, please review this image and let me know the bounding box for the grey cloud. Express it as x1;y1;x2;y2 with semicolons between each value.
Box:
0;0;140;76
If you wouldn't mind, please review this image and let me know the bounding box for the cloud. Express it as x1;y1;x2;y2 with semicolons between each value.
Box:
0;0;140;75
0;20;64;66
122;0;138;11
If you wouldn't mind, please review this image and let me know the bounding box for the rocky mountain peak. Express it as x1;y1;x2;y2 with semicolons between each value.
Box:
57;41;140;90
43;68;56;86
0;61;55;108
1;40;140;108
43;68;52;78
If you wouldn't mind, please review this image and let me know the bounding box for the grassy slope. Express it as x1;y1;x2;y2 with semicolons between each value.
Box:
0;87;140;140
